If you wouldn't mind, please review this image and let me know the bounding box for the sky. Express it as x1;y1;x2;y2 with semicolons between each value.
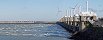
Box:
0;0;102;21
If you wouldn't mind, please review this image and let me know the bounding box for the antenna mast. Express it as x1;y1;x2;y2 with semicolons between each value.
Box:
86;1;88;12
66;9;69;17
70;9;72;17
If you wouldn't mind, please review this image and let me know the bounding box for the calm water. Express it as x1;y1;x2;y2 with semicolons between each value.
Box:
0;24;71;40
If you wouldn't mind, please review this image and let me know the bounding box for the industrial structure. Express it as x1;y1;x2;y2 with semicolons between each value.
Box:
59;1;97;31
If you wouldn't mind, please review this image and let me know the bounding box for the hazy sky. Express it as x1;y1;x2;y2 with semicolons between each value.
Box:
0;0;102;21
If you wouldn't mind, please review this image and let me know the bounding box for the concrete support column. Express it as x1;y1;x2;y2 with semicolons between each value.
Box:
93;16;96;21
66;17;68;24
62;17;66;23
69;21;72;25
79;16;86;31
67;17;69;25
60;18;64;22
73;17;78;26
74;22;77;26
80;22;85;30
59;18;63;22
69;17;73;25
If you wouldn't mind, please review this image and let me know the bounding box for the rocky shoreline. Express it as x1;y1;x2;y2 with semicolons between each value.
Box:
57;22;103;40
70;27;103;40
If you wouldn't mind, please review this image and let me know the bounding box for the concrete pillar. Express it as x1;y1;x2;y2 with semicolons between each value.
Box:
69;17;73;25
64;17;68;23
60;18;64;22
73;16;78;26
62;17;65;23
61;17;65;22
74;22;77;26
80;22;85;30
67;17;69;25
93;16;96;21
79;16;86;31
65;17;68;24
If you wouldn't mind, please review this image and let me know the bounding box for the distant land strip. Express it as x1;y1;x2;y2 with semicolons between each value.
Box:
0;21;57;24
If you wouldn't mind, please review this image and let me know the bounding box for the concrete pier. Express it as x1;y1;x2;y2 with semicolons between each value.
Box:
59;12;97;32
